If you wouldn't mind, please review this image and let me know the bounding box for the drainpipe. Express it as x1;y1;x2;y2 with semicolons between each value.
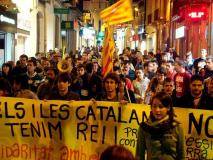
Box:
169;0;172;48
209;0;212;55
144;0;146;33
44;1;46;52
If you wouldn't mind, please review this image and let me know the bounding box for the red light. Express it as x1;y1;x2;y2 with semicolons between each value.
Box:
188;12;205;18
178;4;208;22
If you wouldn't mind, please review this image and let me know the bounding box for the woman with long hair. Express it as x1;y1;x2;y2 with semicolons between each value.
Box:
136;91;185;160
1;62;13;84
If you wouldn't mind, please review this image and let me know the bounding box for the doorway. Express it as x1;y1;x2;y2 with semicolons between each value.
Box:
0;32;5;67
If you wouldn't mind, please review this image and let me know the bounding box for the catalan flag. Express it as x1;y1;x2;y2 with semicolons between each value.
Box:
102;26;115;78
100;0;133;26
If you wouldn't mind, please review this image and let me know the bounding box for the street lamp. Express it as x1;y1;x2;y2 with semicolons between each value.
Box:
134;7;139;12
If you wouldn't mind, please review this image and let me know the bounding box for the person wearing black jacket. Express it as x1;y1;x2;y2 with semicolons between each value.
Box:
49;73;80;101
193;49;207;74
203;77;213;110
178;75;207;109
37;67;58;100
0;62;13;84
101;73;127;102
12;54;28;76
204;56;213;79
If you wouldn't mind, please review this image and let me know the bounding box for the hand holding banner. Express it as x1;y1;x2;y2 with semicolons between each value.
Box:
0;97;212;160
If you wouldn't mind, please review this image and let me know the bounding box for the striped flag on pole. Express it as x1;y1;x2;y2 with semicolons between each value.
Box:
102;26;115;78
100;0;133;26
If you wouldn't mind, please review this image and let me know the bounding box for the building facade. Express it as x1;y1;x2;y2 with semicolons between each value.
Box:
30;0;65;57
0;3;17;66
171;0;212;57
144;0;171;53
82;0;109;48
0;0;71;63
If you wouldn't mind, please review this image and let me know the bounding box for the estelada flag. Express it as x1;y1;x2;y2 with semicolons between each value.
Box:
102;26;115;78
100;0;133;26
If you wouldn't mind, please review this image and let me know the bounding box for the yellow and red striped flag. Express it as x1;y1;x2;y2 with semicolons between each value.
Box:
100;0;133;26
102;26;115;78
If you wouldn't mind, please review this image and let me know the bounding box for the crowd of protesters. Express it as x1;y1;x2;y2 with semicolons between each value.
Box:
0;47;212;109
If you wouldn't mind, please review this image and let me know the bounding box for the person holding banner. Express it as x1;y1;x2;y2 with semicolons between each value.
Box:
48;73;80;100
101;73;128;103
101;73;121;101
136;91;185;160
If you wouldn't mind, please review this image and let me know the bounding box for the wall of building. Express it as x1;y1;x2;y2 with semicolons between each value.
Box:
145;0;157;53
171;1;211;58
144;0;172;53
28;0;39;57
82;0;109;47
45;1;56;52
13;0;64;60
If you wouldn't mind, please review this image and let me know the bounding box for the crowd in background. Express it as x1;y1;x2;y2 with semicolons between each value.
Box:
0;46;212;160
0;46;212;109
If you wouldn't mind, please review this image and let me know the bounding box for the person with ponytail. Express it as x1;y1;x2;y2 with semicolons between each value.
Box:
136;91;185;160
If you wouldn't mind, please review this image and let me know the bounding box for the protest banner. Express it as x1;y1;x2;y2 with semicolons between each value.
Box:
0;97;212;160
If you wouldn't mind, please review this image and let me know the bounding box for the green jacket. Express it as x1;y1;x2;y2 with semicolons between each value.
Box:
136;116;185;160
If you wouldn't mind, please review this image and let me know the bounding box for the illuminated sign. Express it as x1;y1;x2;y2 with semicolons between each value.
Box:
178;4;208;22
61;21;73;30
17;17;31;31
0;15;15;25
186;4;208;21
189;12;205;18
175;26;185;39
82;27;95;39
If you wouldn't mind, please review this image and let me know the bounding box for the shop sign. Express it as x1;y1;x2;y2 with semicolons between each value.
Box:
175;26;185;39
54;8;70;14
133;34;139;41
179;4;208;22
17;16;31;31
82;27;95;39
61;21;73;30
73;19;78;29
83;13;91;20
0;14;15;25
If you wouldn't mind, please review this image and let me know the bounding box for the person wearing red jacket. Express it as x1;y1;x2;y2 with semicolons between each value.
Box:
174;60;191;106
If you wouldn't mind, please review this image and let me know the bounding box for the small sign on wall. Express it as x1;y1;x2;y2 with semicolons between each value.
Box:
175;26;185;39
